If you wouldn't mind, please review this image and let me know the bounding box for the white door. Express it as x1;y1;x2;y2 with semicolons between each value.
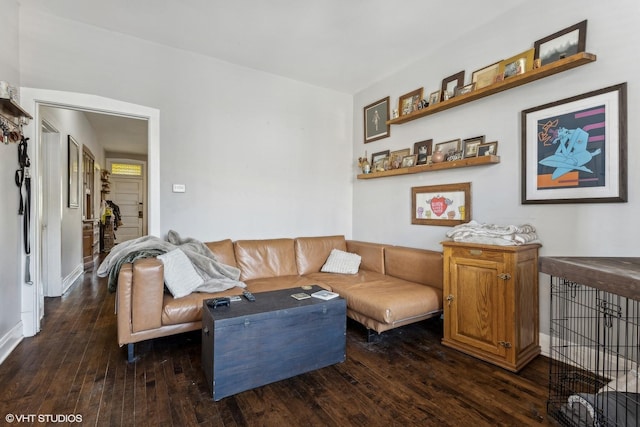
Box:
110;177;144;243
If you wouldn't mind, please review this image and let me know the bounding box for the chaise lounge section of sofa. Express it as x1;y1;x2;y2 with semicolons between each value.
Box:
116;235;443;361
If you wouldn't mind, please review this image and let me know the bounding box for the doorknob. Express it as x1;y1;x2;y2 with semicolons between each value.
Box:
138;202;143;219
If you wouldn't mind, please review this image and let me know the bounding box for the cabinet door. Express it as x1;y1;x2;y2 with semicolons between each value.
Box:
448;256;507;358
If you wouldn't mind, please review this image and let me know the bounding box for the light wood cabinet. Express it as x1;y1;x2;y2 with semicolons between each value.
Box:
441;241;541;372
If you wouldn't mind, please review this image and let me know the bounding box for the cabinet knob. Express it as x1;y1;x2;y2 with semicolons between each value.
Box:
497;273;511;280
446;294;454;306
203;327;209;336
498;341;512;348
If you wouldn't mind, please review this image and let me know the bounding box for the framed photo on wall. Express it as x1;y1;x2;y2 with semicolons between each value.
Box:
521;83;627;204
68;135;80;208
412;182;471;226
363;96;391;143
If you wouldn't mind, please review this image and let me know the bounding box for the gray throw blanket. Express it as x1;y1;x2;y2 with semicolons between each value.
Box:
97;230;245;293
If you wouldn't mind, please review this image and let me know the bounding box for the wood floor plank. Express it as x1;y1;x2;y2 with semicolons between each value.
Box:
0;264;558;426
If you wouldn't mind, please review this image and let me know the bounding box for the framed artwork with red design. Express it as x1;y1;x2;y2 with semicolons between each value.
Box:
411;182;471;226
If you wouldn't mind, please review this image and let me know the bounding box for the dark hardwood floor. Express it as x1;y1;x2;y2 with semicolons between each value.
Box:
0;264;558;426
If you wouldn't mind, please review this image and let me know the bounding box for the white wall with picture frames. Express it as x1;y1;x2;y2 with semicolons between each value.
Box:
352;0;639;344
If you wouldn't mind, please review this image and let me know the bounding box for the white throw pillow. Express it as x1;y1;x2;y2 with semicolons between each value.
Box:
157;248;204;298
321;249;361;275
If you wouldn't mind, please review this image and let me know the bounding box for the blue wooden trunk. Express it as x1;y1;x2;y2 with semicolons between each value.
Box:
201;286;346;401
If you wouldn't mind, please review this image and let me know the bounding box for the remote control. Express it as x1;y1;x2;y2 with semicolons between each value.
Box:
242;290;256;302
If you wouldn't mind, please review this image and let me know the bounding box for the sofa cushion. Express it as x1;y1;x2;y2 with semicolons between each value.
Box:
161;288;242;325
157;248;204;298
234;238;298;281
205;239;238;268
385;246;443;290
318;273;442;325
346;240;387;274
321;249;361;274
295;235;347;275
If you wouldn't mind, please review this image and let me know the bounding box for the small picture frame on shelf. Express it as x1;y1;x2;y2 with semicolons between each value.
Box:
434;139;461;159
500;49;535;79
440;71;465;101
477;141;498;156
471;61;501;90
455;83;476;97
389;148;410;169
371;149;390;165
401;154;417;168
398;88;424;116
413;139;433;165
428;90;441;106
371;150;390;171
534;20;587;67
462;135;485;158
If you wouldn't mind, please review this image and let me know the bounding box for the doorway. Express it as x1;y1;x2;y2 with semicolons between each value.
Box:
107;159;147;244
20;87;161;337
40;120;63;299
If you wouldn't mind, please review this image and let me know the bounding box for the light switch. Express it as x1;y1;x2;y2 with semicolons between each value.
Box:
172;184;186;193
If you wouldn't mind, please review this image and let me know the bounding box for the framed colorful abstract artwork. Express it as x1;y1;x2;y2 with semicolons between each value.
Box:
521;83;627;204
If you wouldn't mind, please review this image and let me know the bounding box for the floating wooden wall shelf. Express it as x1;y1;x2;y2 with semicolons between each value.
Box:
387;52;596;126
357;154;500;180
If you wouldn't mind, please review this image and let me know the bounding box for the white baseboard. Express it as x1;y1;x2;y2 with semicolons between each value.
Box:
0;322;23;365
540;332;551;358
62;263;84;295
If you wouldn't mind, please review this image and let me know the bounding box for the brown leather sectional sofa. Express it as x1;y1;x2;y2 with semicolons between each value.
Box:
116;235;443;360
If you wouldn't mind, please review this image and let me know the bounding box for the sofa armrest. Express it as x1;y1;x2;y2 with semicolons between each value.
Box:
346;240;386;274
116;258;165;346
384;246;443;290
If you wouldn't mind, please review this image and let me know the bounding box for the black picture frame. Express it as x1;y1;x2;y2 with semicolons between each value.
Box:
521;83;627;204
534;20;587;66
363;96;390;143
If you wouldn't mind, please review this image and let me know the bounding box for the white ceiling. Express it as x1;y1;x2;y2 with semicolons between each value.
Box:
18;0;528;94
83;112;148;156
20;0;528;155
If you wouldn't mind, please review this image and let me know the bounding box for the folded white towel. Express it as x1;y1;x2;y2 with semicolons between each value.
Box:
445;220;540;246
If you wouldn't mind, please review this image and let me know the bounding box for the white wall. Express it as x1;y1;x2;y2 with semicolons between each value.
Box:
19;7;354;242
353;0;640;339
0;0;23;362
40;106;101;281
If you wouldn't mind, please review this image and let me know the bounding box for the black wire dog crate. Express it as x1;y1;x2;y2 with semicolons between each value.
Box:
541;257;640;426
